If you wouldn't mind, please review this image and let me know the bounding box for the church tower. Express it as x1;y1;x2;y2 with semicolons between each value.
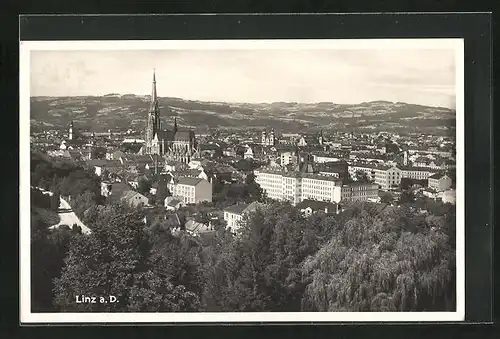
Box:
145;69;160;154
68;120;74;140
269;129;275;146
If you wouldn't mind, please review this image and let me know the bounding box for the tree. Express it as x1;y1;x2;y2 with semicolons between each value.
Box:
195;211;211;226
54;204;149;311
202;202;330;312
155;176;172;206
245;173;264;203
50;176;61;211
54;202;203;312
301;205;455;312
72;191;98;223
31;215;74;312
31;187;51;209
380;192;394;204
234;159;253;172
354;170;370;183
399;190;416;204
137;178;152;196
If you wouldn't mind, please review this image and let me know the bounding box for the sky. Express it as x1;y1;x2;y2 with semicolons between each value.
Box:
30;48;457;108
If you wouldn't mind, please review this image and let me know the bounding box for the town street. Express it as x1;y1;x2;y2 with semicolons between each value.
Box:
49;196;92;235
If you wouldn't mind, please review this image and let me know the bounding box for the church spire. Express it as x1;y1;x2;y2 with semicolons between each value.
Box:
173;116;178;133
151;69;157;105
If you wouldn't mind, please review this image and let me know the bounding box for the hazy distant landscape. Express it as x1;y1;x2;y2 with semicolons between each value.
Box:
30;94;456;135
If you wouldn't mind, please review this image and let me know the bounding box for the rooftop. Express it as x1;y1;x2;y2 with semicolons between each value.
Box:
296;199;337;211
176;177;206;186
224;203;249;215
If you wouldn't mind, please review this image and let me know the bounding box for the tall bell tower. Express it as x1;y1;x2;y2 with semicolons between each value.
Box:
145;69;160;154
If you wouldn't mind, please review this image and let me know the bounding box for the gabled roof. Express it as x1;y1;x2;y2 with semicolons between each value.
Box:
120;190;148;204
223;201;265;215
175;130;195;142
166;198;181;207
86;159;109;167
296;199;338;212
179;169;203;177
175;177;205;186
244;201;265;214
429;172;449;180
223;203;249;215
185;219;212;233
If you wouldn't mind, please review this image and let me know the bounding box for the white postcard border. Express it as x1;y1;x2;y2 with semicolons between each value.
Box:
20;39;465;323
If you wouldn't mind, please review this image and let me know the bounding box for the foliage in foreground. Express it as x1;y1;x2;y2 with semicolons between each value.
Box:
53;202;202;312
202;202;456;312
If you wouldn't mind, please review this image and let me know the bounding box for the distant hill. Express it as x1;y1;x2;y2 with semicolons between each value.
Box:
30;95;456;135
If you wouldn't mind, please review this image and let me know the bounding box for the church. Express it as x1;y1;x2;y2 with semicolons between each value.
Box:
140;70;199;164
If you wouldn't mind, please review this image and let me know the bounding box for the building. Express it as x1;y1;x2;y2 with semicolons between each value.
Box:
164;197;182;211
244;145;254;159
297;132;324;147
280;151;297;166
101;182;130;200
400;166;436;181
223;201;265;232
316;160;349;182
301;174;341;203
261;129;278;146
169;177;212;204
120;190;150;208
68;120;75;140
141;70;200;164
336;182;379;202
86;159;123;177
313;154;341;163
296;199;339;217
348;164;402;190
439;189;456;204
428;173;453;191
185;219;214;236
348;164;436;190
254;167;378;204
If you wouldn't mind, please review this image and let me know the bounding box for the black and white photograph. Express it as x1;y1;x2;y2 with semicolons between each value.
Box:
20;38;464;323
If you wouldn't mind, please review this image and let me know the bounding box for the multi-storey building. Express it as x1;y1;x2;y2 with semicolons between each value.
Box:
280;151;297;166
337;182;379;202
348;164;401;190
428;173;453;191
254;168;287;201
223;201;265;232
348;164;437;190
399;166;437;181
168;177;212;204
300;174;339;203
254;167;378;204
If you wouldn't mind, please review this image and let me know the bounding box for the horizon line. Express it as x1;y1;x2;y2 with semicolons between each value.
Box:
29;94;456;110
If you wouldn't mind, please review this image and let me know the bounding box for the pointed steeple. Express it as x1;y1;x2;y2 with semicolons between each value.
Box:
173;116;178;133
150;69;158;111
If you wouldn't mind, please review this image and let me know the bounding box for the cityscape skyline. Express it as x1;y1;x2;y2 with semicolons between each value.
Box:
30;48;457;108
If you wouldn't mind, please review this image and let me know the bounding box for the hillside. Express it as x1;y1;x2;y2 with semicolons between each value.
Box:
30;95;456;135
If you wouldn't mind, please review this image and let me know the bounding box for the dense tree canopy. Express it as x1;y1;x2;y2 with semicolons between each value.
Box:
301;205;455;312
201;200;455;312
53;202;202;312
137;178;152;196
